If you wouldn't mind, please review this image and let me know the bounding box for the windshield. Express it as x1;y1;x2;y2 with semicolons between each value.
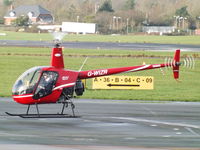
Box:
12;67;44;95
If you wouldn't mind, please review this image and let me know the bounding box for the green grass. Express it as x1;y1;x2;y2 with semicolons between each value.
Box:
1;47;199;58
0;47;199;101
1;30;200;45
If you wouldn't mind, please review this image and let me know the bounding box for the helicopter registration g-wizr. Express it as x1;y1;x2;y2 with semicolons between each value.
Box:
6;42;182;118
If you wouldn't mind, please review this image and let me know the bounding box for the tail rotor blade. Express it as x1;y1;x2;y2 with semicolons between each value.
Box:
189;56;195;69
191;55;195;69
182;55;195;69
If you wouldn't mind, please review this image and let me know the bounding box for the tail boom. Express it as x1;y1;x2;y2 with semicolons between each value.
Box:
78;64;166;79
78;50;181;80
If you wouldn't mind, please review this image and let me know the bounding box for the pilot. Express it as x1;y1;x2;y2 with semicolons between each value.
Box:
43;73;51;82
35;73;52;97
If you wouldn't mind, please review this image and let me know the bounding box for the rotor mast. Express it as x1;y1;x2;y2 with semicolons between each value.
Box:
51;42;64;69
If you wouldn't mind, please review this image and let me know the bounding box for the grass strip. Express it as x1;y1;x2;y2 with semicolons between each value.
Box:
1;30;200;45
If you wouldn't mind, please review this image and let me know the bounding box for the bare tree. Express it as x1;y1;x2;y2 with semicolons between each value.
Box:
1;0;200;33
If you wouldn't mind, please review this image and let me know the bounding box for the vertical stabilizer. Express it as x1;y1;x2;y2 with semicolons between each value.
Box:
173;49;180;79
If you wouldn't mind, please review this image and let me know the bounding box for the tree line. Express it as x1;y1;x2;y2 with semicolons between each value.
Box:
1;0;200;34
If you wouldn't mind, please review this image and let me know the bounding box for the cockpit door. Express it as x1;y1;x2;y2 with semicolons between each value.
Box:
33;71;58;99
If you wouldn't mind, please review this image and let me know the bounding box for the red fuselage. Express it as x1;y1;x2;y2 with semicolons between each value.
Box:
12;67;79;104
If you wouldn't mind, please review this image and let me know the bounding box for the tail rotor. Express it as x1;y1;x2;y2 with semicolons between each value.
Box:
163;50;195;80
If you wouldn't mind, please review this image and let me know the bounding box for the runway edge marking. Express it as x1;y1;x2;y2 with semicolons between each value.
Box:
110;117;200;129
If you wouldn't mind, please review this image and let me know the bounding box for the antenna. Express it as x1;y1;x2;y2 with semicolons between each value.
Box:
79;57;89;71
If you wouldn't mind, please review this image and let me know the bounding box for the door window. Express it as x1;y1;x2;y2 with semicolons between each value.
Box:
33;71;58;99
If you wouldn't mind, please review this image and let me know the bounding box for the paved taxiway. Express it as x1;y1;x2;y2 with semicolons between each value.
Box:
0;40;200;51
0;97;200;149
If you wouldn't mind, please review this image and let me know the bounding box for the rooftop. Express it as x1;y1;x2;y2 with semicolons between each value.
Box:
5;5;51;18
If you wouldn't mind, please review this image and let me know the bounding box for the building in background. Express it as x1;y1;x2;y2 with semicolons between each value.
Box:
4;5;53;25
62;22;96;34
143;26;176;35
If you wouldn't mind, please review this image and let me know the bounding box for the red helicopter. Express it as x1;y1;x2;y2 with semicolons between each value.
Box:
6;40;182;118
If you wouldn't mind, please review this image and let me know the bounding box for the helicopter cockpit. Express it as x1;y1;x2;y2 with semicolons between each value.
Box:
12;66;58;99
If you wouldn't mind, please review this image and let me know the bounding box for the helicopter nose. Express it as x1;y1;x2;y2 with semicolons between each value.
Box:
12;94;35;105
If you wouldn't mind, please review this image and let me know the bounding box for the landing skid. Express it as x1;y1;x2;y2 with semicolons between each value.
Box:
5;95;78;118
5;112;79;118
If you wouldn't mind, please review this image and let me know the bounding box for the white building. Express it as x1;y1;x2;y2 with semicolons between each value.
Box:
143;26;176;35
62;22;96;34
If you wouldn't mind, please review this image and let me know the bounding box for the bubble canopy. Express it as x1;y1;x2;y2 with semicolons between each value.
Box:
12;66;45;95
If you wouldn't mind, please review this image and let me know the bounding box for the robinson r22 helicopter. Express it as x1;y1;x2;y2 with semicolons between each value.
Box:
6;33;187;118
